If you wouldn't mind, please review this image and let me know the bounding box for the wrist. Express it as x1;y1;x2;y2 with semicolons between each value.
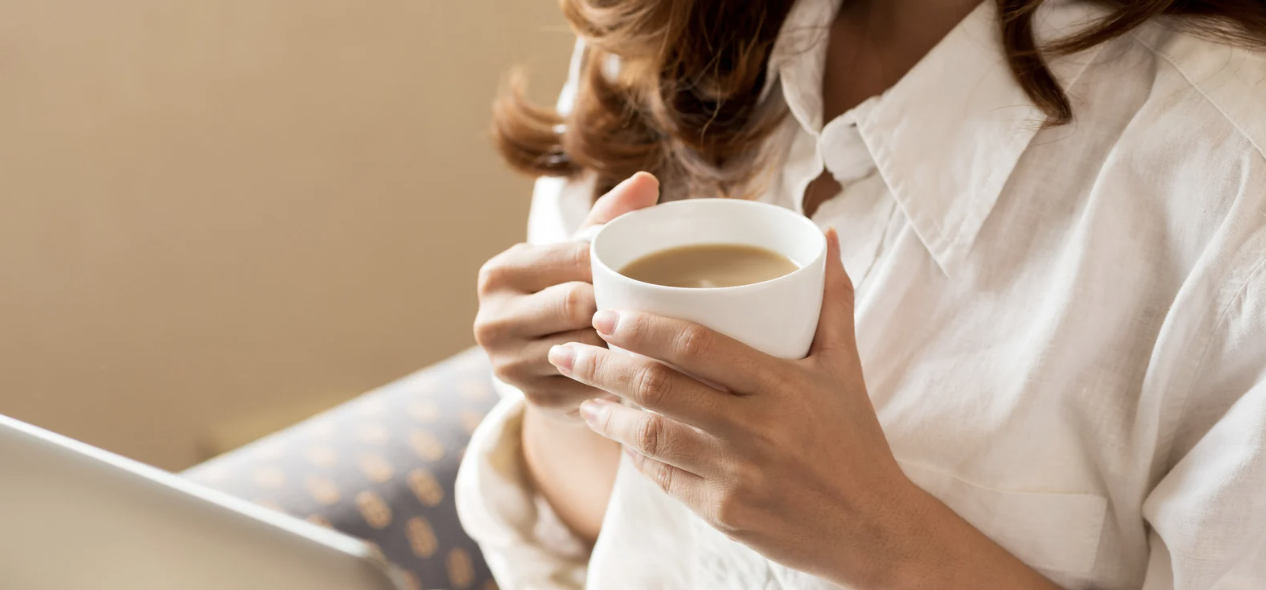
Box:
856;482;1063;590
809;474;957;590
844;477;940;590
870;484;948;590
520;402;620;544
520;404;601;488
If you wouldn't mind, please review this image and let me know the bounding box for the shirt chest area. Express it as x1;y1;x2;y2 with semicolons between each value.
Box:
797;178;1170;588
788;129;1168;482
835;200;1160;483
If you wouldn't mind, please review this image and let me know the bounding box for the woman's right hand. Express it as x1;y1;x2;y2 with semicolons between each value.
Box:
474;173;660;421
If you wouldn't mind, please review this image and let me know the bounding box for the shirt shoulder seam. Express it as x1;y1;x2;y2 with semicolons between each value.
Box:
1128;30;1266;163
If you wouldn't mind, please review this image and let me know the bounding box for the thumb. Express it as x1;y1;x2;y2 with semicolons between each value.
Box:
809;228;857;359
579;172;660;230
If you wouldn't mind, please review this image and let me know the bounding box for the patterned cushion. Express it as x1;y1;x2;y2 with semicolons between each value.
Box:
183;348;500;590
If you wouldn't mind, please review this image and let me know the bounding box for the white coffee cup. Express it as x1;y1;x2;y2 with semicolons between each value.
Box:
585;199;827;360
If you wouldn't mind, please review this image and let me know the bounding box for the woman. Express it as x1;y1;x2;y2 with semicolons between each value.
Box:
457;0;1266;587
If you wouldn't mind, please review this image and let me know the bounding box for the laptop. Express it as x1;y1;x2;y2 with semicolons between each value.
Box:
0;413;407;590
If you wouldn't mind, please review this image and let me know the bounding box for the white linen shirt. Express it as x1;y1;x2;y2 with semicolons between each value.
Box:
456;1;1266;588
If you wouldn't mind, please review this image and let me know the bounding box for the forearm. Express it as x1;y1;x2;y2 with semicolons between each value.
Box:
845;485;1063;590
521;404;621;545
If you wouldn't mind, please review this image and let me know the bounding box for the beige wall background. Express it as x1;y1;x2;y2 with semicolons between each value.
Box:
0;0;573;470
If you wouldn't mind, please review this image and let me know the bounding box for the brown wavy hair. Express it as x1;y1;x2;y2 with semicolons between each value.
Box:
494;0;1266;200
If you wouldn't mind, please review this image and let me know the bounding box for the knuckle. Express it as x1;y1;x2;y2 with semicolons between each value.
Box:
560;283;595;326
489;361;509;383
472;317;488;347
633;363;671;408
619;312;647;342
570;346;599;380
744;416;780;448
711;481;754;534
675;323;712;361
477;243;530;295
476;262;505;297
653;463;676;494
476;262;499;296
636;414;666;457
471;314;494;346
568;242;590;271
489;356;528;386
500;356;536;381
490;363;516;385
471;312;510;348
733;463;765;499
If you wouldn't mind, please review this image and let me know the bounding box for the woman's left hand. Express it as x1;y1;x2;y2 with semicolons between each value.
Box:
546;230;922;586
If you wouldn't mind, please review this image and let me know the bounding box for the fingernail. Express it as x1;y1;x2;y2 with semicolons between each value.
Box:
548;345;574;374
825;228;841;258
579;399;605;428
592;310;619;336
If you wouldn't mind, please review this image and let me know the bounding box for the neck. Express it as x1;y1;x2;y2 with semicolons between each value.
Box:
848;0;985;39
822;0;984;120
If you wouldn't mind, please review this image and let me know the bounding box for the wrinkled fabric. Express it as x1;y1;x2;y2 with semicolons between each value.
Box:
456;0;1266;588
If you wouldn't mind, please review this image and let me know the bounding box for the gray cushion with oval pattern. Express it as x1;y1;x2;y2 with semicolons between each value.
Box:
183;348;499;590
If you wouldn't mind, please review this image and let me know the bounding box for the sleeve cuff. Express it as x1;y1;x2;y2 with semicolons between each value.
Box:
456;391;589;589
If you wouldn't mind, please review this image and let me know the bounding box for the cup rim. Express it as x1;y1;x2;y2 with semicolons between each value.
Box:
590;199;827;293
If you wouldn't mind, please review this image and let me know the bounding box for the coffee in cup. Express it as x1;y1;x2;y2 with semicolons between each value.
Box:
618;243;800;289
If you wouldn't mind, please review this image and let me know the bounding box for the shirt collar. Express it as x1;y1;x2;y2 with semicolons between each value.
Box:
768;0;1109;276
767;0;843;133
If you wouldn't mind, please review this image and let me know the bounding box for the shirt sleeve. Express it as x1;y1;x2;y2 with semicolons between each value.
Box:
455;396;590;590
1140;262;1266;589
455;38;598;590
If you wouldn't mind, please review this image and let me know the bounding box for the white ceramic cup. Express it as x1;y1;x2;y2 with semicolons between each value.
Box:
585;199;827;360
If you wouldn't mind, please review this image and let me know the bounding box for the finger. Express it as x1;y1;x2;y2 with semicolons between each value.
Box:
622;446;707;510
517;328;606;377
522;375;611;419
479;241;592;295
580;399;716;476
590;310;777;395
549;343;736;432
578;172;660;230
808;228;858;359
503;282;597;338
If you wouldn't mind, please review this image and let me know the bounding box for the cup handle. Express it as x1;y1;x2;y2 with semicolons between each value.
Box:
572;224;603;244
